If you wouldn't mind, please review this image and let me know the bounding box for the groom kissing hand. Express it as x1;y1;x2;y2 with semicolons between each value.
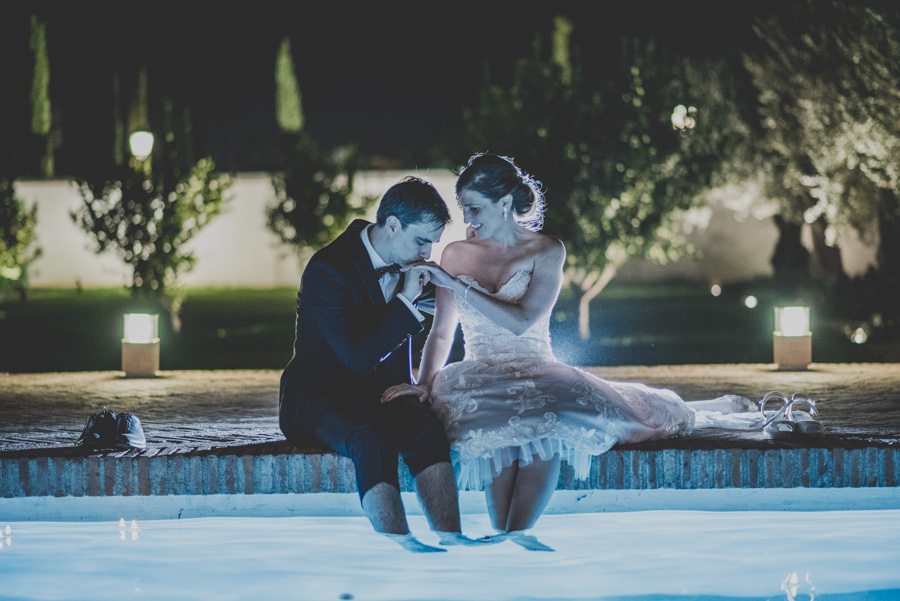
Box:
278;176;487;552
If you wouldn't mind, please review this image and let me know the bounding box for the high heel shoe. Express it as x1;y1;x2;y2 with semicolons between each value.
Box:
758;391;792;436
784;393;825;436
757;391;825;439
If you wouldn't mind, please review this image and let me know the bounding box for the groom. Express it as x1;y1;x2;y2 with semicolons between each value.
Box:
279;176;477;552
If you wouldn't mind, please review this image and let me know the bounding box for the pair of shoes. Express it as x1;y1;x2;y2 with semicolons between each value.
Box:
76;407;147;450
758;392;825;439
75;407;117;449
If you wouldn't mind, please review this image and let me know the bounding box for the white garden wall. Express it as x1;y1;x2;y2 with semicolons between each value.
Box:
13;171;876;289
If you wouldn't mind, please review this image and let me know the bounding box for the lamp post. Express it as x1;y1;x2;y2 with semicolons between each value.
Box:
773;306;811;370
122;313;159;377
129;130;154;174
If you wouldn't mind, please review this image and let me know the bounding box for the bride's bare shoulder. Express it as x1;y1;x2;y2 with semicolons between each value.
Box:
440;239;472;261
439;239;474;275
531;233;566;261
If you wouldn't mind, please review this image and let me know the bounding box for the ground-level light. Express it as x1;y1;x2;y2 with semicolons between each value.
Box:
122;313;159;377
773;306;811;371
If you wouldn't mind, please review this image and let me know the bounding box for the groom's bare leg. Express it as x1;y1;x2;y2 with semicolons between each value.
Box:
361;482;409;534
414;462;462;533
363;481;447;553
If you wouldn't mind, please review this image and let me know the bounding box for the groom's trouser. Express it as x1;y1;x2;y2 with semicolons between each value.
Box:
312;394;451;503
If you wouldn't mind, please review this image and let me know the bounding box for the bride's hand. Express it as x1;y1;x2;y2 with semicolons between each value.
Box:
381;383;432;405
403;261;456;289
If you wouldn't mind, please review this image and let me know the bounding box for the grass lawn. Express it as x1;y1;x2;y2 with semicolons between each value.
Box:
0;288;298;373
0;282;891;373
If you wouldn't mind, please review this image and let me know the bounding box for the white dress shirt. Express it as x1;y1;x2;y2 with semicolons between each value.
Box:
361;225;424;322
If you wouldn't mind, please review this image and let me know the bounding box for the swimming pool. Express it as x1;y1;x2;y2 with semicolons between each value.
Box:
2;491;899;601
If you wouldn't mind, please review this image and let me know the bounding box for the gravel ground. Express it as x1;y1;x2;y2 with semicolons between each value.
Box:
1;364;899;454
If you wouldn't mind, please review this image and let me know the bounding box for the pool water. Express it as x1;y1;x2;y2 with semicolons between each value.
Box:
1;510;899;601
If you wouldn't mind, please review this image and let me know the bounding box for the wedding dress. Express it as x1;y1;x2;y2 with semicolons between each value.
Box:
429;270;756;490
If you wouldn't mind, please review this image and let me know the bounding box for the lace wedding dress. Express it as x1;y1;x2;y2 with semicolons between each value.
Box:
429;271;755;490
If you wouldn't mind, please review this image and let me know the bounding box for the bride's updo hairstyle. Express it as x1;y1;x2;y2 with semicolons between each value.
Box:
455;153;545;231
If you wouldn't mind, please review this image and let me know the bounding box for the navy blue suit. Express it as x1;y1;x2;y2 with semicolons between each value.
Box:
279;219;449;499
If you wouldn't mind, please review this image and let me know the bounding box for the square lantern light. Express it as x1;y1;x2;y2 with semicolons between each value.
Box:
122;313;159;377
773;306;811;371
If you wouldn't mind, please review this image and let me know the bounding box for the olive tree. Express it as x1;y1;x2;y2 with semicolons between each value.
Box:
0;178;42;300
466;17;741;338
72;158;231;330
743;0;900;317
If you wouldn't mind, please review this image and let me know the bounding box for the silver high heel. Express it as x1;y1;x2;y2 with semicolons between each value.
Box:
756;391;825;438
785;393;825;436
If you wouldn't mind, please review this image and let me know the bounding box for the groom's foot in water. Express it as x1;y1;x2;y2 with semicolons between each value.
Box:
383;532;446;553
436;531;504;546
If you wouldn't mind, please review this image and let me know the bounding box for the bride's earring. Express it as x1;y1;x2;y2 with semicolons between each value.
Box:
503;204;509;221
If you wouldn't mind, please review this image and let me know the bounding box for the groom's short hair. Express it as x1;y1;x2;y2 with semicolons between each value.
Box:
376;176;451;228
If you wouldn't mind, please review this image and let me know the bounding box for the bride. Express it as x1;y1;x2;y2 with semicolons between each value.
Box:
382;153;756;550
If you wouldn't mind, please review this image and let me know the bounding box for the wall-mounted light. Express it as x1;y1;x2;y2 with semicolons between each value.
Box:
773;306;811;370
122;313;159;377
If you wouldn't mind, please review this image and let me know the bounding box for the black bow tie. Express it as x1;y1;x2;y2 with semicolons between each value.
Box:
374;263;401;278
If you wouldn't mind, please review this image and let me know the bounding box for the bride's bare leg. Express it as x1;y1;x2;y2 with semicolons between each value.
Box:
485;462;518;532
503;453;561;533
686;395;755;413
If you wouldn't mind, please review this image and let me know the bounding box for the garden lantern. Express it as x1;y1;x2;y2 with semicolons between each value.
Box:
122;313;159;377
773;306;811;370
128;131;154;160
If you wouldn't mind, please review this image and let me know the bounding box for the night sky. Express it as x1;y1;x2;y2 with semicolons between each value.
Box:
2;2;776;174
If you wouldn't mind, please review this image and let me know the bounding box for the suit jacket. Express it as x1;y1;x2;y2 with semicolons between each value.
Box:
279;219;429;442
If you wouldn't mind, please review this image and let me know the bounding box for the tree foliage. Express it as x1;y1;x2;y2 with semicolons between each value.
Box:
72;158;231;327
0;178;42;299
275;37;303;134
29;13;54;178
743;0;900;317
268;136;374;258
465;17;741;337
29;14;50;137
267;37;375;259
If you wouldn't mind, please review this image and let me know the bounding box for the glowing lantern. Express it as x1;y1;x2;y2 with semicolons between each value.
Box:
773;306;811;371
128;131;154;160
122;313;159;377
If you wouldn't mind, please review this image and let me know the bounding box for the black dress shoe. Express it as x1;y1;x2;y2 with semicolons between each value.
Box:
113;412;147;450
76;407;118;449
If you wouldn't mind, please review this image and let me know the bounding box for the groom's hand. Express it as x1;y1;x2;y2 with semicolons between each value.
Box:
381;383;431;405
399;266;428;300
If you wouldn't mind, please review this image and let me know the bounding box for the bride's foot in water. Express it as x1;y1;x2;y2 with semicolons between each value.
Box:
490;530;555;551
437;531;503;546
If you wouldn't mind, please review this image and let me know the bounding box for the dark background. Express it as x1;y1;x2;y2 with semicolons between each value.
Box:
1;2;778;174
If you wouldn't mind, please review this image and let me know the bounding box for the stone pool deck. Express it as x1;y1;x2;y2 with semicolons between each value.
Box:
1;364;899;500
